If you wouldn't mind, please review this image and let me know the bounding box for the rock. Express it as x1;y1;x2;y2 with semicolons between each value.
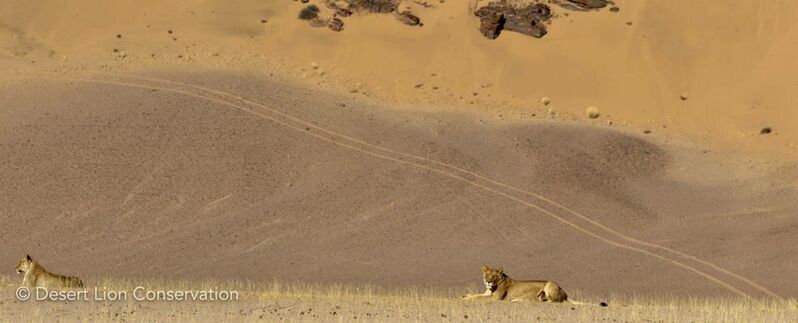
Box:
610;6;620;12
680;93;689;101
540;97;551;105
395;11;421;26
475;10;504;39
328;18;345;31
299;5;320;20
553;0;610;11
322;1;353;17
309;18;327;28
474;2;551;39
586;106;600;119
347;0;399;13
760;127;772;135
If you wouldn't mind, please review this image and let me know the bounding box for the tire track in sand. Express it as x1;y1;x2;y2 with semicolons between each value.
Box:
7;71;778;299
98;71;780;300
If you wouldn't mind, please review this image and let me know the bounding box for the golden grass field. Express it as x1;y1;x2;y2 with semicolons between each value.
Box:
2;275;796;322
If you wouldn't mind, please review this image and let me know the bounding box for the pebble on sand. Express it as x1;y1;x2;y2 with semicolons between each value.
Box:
586;106;600;119
680;93;689;101
540;97;551;105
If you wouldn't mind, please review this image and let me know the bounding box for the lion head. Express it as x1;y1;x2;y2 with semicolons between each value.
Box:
481;265;506;292
16;255;33;274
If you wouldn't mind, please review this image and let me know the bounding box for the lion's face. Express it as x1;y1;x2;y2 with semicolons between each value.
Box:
481;265;505;292
16;255;32;274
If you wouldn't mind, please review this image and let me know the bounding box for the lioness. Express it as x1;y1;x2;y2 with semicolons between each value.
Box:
16;255;84;288
461;265;606;306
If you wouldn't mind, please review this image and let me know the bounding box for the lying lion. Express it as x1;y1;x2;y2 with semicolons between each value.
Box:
461;265;606;306
16;255;84;288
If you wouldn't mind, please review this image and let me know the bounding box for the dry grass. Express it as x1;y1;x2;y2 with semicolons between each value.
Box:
1;275;795;322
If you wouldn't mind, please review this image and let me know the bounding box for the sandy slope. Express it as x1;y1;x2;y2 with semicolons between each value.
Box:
1;0;797;302
1;0;796;159
1;71;796;299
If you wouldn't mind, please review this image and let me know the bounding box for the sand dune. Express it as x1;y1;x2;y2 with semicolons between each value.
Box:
2;0;796;158
1;0;797;306
1;71;796;298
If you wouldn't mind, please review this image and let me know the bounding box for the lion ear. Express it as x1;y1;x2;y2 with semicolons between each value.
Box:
497;266;504;273
481;265;489;273
26;255;32;261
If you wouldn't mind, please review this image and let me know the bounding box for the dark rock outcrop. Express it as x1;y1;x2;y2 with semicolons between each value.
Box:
347;0;399;13
322;1;353;17
298;5;321;20
474;2;551;39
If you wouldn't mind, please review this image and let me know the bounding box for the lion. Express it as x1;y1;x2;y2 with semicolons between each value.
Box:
15;255;84;288
461;265;607;307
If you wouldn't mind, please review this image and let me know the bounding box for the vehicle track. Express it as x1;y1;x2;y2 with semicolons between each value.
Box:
4;70;780;299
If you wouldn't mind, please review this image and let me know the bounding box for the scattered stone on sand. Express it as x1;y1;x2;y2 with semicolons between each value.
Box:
552;0;610;11
626;21;633;26
317;1;426;31
474;2;551;39
395;11;421;26
586;106;600;119
328;17;345;31
299;5;320;20
322;0;353;17
540;97;551;105
311;62;319;70
350;82;362;93
547;106;556;116
116;34;122;39
261;18;268;23
643;129;652;134
610;6;620;12
348;0;399;13
760;127;772;135
680;92;689;101
309;18;327;28
414;83;424;89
